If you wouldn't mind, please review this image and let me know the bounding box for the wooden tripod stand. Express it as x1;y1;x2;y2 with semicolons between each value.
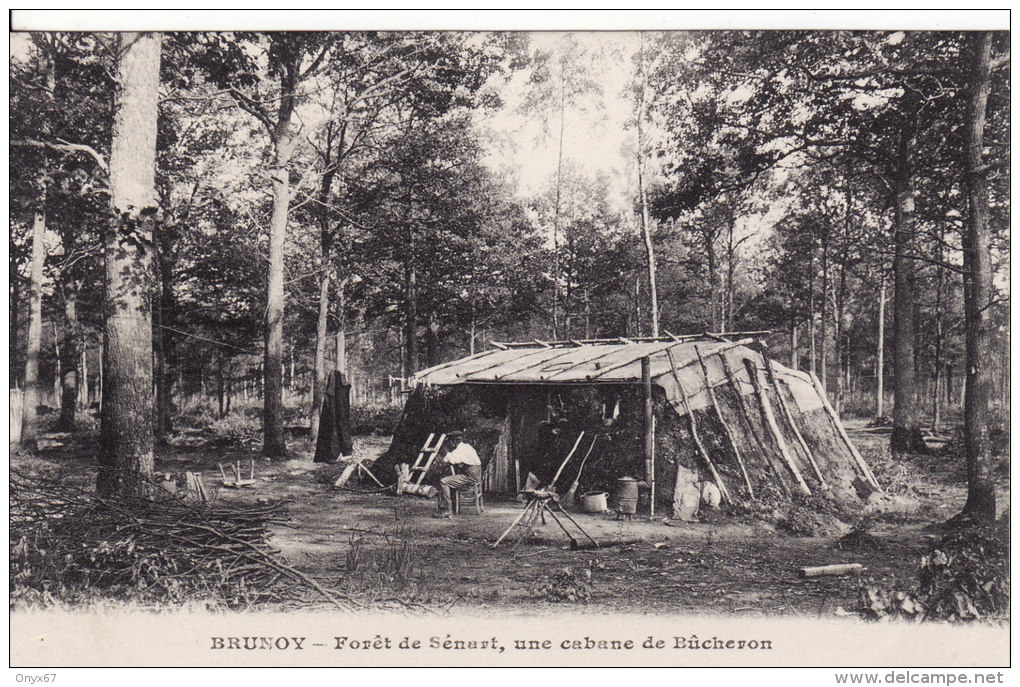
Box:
492;490;599;551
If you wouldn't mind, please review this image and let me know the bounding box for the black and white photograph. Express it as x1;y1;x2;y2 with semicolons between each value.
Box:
8;10;1011;676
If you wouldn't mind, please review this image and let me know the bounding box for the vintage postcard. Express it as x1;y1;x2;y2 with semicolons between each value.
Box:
8;9;1010;679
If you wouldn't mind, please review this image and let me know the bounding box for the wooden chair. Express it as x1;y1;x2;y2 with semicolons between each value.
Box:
451;484;484;515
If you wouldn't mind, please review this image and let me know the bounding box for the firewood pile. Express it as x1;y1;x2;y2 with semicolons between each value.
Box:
10;470;347;610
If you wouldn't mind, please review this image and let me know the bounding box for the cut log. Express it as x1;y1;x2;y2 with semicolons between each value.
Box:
799;563;864;578
570;537;641;550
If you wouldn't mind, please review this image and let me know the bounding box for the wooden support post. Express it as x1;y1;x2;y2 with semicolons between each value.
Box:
718;353;792;498
695;345;754;499
760;349;828;489
810;371;881;491
665;348;732;504
642;357;655;516
746;358;811;496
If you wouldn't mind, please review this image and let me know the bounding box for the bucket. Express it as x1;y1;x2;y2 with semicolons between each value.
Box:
615;476;640;514
581;491;608;513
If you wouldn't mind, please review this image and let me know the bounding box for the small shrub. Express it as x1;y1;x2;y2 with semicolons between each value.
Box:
208;412;261;444
350;404;403;436
859;513;1009;623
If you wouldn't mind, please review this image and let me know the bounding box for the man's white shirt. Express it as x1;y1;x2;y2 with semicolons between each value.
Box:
445;443;481;466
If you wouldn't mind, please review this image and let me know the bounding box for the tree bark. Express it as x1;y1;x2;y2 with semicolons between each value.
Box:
23;204;46;444
97;32;161;496
636;35;659;338
890;126;925;453
262;53;300;459
705;230;720;331
403;261;418;379
153;223;175;441
876;274;886;419
335;275;348;374
57;293;80;432
960;31;996;521
22;47;55;444
310;266;330;440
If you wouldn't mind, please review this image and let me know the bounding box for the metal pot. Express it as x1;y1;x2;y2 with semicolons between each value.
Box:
615;476;640;514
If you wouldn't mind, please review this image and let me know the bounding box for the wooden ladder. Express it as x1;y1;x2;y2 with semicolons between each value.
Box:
408;433;447;486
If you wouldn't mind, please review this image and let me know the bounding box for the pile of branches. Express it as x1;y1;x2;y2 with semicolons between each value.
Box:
11;470;346;610
860;513;1009;623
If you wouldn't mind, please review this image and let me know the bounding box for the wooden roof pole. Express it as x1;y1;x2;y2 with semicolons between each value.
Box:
456;347;550;379
810;371;881;491
492;345;586;380
694;345;754;499
540;345;637;380
717;352;792;499
413;348;500;379
758;346;828;489
665;348;732;503
746;358;812;496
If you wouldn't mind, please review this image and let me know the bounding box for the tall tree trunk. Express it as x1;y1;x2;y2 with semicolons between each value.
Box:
153;225;175;441
876;273;886;418
790;320;799;369
425;314;440;367
820;230;829;391
960;31;996;521
97;32;161;496
404;262;418;379
469;296;476;355
23;202;46;444
310;265;330;441
22;47;54;444
890;127;925;453
931;224;946;432
551;86;566;340
57;292;80;432
636;35;659;338
310;144;339;441
808;254;816;376
335;275;348;374
262;57;299;459
705;231;719;331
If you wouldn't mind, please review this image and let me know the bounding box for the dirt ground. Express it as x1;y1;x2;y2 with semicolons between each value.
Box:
13;418;1010;618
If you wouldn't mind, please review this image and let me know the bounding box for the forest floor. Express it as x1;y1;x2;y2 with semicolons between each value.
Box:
12;417;1010;618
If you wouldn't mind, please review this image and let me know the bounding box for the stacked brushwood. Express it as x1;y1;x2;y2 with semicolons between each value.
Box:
10;470;346;609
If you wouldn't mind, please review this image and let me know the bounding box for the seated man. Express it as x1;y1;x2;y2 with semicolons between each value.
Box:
435;431;481;518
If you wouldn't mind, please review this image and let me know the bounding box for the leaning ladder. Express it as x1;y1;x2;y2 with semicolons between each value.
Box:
408;433;447;486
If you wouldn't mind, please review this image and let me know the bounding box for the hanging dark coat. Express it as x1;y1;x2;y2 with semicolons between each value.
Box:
313;370;353;463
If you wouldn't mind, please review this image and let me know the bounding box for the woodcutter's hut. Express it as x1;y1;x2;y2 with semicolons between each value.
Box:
377;334;880;517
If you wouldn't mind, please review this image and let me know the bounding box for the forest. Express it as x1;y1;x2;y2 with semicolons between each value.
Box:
8;28;1010;626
